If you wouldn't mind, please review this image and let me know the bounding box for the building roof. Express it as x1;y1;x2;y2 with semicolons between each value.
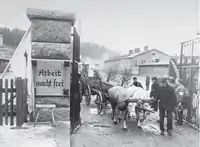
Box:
138;62;169;66
0;46;15;60
0;57;10;60
105;49;170;62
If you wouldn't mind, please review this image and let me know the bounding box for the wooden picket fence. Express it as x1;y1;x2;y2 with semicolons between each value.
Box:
0;78;28;127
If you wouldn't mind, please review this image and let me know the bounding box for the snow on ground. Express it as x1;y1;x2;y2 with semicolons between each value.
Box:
0;108;70;147
0;121;70;147
0;124;56;147
72;102;200;147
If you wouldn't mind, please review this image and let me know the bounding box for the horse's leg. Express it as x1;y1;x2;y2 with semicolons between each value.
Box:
135;106;142;128
111;102;115;120
111;102;118;124
122;110;128;131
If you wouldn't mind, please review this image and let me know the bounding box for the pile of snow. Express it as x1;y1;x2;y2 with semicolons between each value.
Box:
141;111;160;135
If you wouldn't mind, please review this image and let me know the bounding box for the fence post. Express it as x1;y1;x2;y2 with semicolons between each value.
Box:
16;78;23;127
0;79;3;125
22;79;28;123
5;79;8;125
10;79;14;126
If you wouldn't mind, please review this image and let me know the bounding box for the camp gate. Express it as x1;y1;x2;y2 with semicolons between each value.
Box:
70;27;81;134
179;38;200;126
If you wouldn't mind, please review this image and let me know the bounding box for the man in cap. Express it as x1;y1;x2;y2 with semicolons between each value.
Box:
157;77;177;136
132;77;143;88
150;77;159;111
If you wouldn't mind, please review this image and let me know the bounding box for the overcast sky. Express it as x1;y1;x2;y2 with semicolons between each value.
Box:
0;0;198;55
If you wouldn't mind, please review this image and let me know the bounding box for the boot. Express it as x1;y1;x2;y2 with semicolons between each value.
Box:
160;130;165;136
167;130;172;136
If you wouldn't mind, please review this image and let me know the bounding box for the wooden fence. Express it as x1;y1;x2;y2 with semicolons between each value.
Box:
0;78;28;127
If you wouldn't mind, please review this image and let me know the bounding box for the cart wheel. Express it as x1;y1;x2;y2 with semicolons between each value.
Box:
96;92;103;114
85;85;91;106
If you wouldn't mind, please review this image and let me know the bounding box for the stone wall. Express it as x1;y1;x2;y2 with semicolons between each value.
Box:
27;8;75;60
27;8;75;111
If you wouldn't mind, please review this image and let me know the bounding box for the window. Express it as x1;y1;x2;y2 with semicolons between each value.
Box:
155;59;160;62
141;60;145;64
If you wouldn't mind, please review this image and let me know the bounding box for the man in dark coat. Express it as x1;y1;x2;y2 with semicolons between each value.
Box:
150;77;159;111
145;75;150;90
132;77;143;88
157;77;177;136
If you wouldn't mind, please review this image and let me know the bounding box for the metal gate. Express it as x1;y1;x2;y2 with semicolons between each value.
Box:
70;27;81;134
179;38;200;126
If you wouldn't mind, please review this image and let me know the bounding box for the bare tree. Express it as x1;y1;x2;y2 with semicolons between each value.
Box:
117;68;132;87
105;67;118;82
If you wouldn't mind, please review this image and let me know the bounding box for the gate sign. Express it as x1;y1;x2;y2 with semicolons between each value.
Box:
35;60;68;96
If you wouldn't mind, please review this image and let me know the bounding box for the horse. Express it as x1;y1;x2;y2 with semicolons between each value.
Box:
108;85;153;130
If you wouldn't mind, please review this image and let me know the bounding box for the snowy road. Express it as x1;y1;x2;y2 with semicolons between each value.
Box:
71;101;200;147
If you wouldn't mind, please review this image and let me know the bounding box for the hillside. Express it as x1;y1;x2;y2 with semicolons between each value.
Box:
0;27;116;61
0;27;25;48
80;42;117;62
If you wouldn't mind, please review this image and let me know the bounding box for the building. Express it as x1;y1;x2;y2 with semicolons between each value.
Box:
104;46;171;76
0;35;15;73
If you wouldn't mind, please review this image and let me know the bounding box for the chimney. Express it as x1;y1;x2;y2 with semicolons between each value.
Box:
134;48;140;53
129;50;133;55
144;46;148;51
0;35;3;46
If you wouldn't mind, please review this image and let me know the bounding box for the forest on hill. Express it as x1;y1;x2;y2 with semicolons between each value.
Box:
0;27;116;61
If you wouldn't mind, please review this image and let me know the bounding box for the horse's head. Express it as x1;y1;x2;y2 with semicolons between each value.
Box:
117;91;129;111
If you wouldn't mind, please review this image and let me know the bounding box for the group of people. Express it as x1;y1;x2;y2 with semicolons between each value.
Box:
131;76;190;136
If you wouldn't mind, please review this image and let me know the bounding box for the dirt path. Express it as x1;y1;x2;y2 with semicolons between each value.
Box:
71;102;200;147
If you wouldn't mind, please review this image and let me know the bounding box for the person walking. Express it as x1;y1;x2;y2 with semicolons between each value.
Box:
150;77;160;111
132;77;143;88
175;79;189;124
157;77;177;136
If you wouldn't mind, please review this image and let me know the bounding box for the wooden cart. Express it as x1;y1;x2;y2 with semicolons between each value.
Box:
82;77;155;114
83;77;113;114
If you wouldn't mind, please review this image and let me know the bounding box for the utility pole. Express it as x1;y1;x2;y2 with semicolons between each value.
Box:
197;0;200;35
79;19;81;38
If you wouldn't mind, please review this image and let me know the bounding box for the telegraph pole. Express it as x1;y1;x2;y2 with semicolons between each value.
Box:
197;0;200;35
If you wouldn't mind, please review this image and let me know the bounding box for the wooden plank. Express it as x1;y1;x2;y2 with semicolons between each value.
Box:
22;79;28;124
5;79;8;125
0;79;3;125
1;89;16;93
16;78;23;127
20;79;24;126
85;78;113;92
10;79;14;126
36;104;56;108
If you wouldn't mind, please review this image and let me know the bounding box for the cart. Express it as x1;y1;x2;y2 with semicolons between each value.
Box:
83;77;113;114
83;77;155;115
